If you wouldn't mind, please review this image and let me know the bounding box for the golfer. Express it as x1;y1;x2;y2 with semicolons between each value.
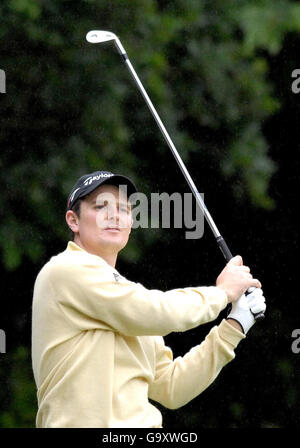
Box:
31;170;266;428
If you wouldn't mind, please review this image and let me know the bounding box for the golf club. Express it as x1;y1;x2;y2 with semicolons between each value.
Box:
86;30;265;321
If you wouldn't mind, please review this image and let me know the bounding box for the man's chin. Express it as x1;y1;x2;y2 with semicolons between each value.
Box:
97;236;128;251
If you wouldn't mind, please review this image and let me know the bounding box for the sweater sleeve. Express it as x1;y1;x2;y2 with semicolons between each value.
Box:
44;254;228;337
148;319;245;408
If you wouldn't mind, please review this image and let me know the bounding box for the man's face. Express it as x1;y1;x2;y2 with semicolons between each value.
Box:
68;184;133;256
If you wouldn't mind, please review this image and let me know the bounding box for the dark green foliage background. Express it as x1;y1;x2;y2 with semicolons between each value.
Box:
1;0;300;428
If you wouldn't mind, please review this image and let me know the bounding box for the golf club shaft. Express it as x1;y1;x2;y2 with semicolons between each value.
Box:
113;39;264;321
115;43;222;238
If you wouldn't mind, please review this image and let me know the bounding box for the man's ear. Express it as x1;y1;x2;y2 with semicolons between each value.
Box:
65;210;79;233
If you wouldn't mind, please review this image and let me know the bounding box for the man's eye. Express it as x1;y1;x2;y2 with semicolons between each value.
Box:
96;205;106;209
120;207;129;213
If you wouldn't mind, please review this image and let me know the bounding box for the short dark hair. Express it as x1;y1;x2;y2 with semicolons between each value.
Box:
72;199;82;218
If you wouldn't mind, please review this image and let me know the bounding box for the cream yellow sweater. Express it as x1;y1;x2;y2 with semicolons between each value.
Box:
31;241;245;428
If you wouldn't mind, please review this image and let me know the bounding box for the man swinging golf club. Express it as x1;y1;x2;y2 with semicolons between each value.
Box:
31;170;266;428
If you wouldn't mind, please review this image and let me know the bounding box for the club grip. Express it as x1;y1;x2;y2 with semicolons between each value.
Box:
216;236;265;322
216;236;233;262
253;311;265;321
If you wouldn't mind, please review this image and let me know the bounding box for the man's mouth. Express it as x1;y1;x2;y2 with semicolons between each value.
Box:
105;226;120;232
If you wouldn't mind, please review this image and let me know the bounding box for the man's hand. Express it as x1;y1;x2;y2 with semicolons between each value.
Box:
227;289;266;334
216;255;261;303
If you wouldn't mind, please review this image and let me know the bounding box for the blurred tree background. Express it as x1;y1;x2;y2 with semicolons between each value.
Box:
0;0;300;428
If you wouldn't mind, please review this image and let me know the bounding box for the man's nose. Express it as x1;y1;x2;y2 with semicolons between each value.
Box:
107;204;119;221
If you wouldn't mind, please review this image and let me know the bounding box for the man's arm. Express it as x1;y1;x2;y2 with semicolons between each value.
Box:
227;318;243;332
148;288;266;408
148;319;245;409
47;258;228;337
43;253;260;338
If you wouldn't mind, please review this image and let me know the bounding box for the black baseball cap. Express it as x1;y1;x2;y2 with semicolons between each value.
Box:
67;170;137;210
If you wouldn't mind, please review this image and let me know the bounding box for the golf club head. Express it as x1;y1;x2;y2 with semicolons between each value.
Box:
86;30;117;44
86;30;127;56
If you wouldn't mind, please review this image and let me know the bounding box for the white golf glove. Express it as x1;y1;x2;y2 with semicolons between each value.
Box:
227;288;266;334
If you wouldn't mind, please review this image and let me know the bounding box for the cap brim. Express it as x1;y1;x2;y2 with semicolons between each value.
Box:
98;174;137;197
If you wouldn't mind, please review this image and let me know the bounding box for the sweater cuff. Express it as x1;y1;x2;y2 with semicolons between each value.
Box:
218;318;246;347
213;286;229;308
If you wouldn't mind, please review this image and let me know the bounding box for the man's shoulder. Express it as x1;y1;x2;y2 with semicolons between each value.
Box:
35;243;107;282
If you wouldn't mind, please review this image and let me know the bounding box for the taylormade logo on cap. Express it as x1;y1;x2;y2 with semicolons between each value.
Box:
83;173;114;186
67;170;137;210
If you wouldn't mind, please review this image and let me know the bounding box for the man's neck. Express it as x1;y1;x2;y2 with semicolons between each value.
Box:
73;238;118;268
